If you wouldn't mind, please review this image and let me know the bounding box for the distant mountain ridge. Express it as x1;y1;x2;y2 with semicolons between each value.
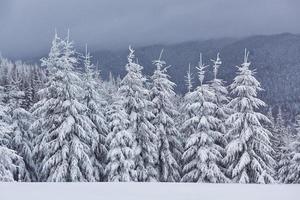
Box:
21;33;300;112
92;33;300;111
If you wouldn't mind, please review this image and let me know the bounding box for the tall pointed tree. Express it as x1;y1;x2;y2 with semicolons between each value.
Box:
31;33;96;182
278;114;300;183
82;45;108;181
150;50;183;182
118;46;158;182
277;141;293;183
224;49;275;183
272;107;288;162
180;64;197;145
209;53;229;148
181;54;228;183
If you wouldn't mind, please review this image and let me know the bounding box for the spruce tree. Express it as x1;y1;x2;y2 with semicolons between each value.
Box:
0;86;26;181
224;50;275;183
0;147;25;182
0;86;12;147
277;144;293;183
209;53;229;149
278;115;300;183
180;64;197;141
0;60;35;181
11;107;35;181
150;51;182;182
9;72;36;181
181;54;228;183
118;46;158;182
273;107;288;160
82;45;108;181
105;97;137;181
31;33;96;182
179;63;194;142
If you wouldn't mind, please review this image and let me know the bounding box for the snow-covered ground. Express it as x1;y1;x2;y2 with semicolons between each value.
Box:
1;183;299;200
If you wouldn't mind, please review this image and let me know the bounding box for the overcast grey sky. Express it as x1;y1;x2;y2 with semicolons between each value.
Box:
0;0;299;58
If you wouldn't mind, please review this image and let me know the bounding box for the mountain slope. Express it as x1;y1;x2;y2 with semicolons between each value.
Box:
19;33;300;112
92;33;300;112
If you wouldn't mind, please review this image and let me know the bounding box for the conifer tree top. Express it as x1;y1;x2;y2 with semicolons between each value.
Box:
196;53;208;85
211;53;222;80
185;63;193;93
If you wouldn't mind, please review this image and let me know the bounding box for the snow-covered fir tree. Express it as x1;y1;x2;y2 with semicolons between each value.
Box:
82;45;108;181
0;86;26;182
224;49;275;183
0;60;35;181
118;46;158;182
277;142;293;183
0;147;25;182
181;54;228;183
31;33;97;182
0;86;12;147
267;107;293;182
150;50;183;182
19;63;46;111
10;107;35;181
0;60;46;112
180;64;197;141
272;107;288;160
266;108;278;158
277;114;300;183
105;96;137;181
209;53;229;149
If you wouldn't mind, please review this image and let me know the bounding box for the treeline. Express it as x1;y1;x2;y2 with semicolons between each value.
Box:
0;33;299;183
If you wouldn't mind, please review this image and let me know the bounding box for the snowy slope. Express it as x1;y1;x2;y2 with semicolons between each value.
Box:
1;183;299;200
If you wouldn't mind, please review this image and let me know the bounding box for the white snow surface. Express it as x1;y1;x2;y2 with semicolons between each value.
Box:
1;183;299;200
